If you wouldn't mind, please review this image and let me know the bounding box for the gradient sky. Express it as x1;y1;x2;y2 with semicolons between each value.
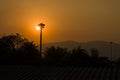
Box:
0;0;120;44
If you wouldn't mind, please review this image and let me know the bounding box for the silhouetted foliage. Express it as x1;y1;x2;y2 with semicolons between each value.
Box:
44;46;69;65
0;33;27;55
0;33;40;65
90;48;110;66
13;41;40;64
115;57;120;66
90;48;99;58
43;46;111;66
90;48;99;64
0;33;114;66
70;47;90;65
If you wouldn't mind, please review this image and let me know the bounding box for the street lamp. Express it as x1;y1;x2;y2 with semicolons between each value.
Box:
36;23;45;57
110;42;113;61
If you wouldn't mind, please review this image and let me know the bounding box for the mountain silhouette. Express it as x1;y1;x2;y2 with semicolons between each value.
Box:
43;41;120;60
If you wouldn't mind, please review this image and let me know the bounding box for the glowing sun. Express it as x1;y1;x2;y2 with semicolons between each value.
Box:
36;26;40;31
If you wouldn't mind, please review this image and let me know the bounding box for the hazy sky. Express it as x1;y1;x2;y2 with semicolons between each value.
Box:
0;0;120;44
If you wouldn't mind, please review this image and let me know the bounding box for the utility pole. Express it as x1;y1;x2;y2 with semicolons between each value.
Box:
110;42;113;61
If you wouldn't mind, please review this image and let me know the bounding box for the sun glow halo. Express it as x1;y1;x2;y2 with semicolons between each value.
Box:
36;26;40;31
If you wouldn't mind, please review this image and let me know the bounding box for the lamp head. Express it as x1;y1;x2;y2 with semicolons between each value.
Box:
38;23;45;28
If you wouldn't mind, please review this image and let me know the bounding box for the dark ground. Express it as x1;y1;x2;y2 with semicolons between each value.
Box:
0;65;119;80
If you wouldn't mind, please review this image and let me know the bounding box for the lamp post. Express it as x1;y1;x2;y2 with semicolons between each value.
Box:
37;23;45;57
110;42;113;61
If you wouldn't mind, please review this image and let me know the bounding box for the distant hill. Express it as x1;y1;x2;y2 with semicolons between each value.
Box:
43;41;120;60
43;41;80;49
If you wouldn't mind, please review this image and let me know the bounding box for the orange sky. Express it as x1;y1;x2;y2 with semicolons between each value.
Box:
0;0;120;44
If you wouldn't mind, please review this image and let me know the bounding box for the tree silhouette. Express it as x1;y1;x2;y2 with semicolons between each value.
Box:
90;48;99;64
0;33;27;64
0;33;27;54
0;33;112;66
44;46;68;65
90;48;99;58
90;48;110;66
0;33;40;65
70;47;90;65
14;41;40;65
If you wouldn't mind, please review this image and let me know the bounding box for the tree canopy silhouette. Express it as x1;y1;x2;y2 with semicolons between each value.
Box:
44;46;69;65
70;47;90;65
0;33;112;66
0;33;40;65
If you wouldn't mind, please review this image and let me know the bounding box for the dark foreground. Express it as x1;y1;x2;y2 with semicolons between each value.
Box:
0;65;119;80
